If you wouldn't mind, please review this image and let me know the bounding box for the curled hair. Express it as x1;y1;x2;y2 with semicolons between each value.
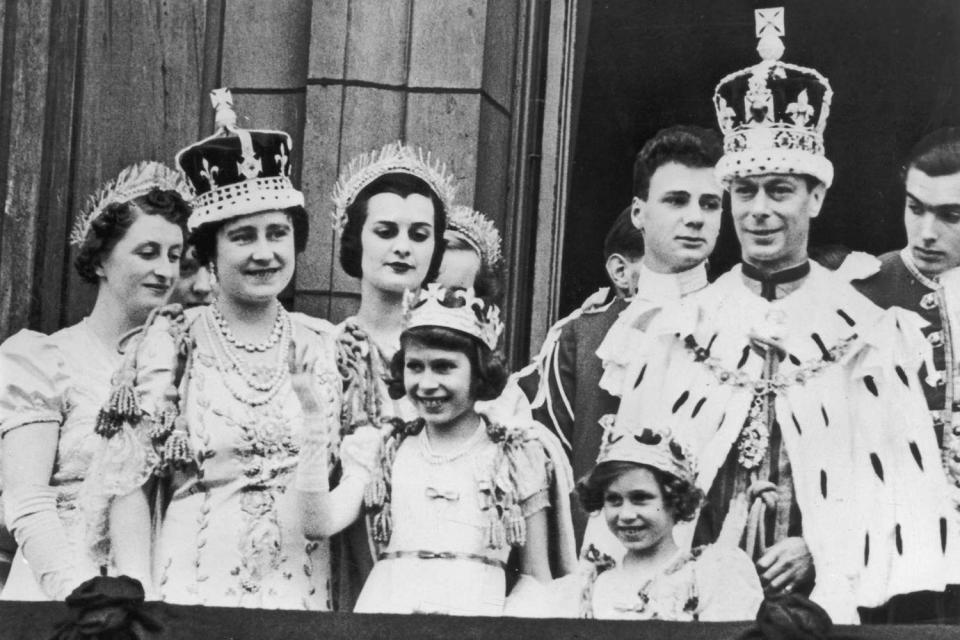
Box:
190;205;310;265
575;460;703;523
903;127;960;180
633;125;723;200
603;205;645;261
339;173;447;283
387;325;508;402
74;188;190;284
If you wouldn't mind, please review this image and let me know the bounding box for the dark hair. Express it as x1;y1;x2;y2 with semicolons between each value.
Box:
808;243;851;271
633;125;723;200
903;127;960;180
603;205;645;261
387;325;508;402
575;460;702;523
472;260;504;304
339;173;447;283
74;188;191;284
190;205;310;265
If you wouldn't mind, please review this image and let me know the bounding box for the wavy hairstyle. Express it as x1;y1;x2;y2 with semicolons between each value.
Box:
74;188;191;284
339;173;447;283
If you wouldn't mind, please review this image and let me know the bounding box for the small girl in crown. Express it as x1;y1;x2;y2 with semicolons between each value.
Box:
339;284;553;615
534;420;763;620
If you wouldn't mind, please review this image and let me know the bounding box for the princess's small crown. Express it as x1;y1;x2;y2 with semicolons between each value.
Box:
402;284;504;350
331;141;458;236
70;161;191;247
713;7;834;187
595;415;697;484
447;205;503;269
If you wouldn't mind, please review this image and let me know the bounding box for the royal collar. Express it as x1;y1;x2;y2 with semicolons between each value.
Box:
741;260;811;300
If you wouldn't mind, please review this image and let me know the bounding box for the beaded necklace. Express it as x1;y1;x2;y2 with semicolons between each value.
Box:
210;302;287;352
206;306;292;406
417;418;486;465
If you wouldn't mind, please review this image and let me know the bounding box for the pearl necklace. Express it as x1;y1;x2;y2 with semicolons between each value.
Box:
210;303;286;353
206;307;292;406
417;419;486;465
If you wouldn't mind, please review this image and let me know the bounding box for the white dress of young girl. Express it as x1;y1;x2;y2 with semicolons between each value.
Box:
540;544;763;621
354;417;550;615
0;321;121;599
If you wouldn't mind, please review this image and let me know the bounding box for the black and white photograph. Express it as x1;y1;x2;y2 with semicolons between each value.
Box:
1;0;959;637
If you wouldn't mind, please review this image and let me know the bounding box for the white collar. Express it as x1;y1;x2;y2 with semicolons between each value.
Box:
634;261;708;302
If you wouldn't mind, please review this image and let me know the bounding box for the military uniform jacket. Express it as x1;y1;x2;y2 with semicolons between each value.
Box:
855;250;956;439
530;294;626;481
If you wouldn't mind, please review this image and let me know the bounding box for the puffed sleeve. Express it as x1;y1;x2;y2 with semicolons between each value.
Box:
693;544;764;622
0;330;82;599
0;330;70;436
514;432;552;517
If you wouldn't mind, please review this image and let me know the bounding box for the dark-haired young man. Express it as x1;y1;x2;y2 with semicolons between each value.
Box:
530;124;723;546
855;127;960;623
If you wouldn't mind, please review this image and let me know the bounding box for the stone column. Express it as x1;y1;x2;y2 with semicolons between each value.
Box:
297;0;521;324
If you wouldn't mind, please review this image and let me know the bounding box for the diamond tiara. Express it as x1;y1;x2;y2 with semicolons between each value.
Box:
70;161;192;247
447;205;504;269
330;141;458;235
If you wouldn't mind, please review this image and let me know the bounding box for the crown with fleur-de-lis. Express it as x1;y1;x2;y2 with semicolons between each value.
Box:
713;8;834;188
402;284;504;350
595;414;697;484
175;88;304;231
447;205;504;269
70;161;192;246
331;141;458;236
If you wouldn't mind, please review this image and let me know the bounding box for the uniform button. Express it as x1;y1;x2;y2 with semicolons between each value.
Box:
928;331;944;348
920;292;939;310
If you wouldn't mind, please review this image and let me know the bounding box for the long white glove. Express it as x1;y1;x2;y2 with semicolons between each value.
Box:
5;483;85;599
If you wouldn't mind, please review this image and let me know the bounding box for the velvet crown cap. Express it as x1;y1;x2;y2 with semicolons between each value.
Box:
176;88;304;231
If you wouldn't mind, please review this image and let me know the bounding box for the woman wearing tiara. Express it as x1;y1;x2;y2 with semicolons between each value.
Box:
89;90;360;609
535;421;763;620
329;141;457;607
438;205;505;303
0;162;189;600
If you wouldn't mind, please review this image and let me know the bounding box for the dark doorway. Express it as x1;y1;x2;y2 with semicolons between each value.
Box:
560;0;960;315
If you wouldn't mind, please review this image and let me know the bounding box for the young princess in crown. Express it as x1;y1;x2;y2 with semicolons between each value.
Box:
338;284;553;615
530;419;763;620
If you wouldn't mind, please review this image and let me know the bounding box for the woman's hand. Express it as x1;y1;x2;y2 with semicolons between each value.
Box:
289;342;327;419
